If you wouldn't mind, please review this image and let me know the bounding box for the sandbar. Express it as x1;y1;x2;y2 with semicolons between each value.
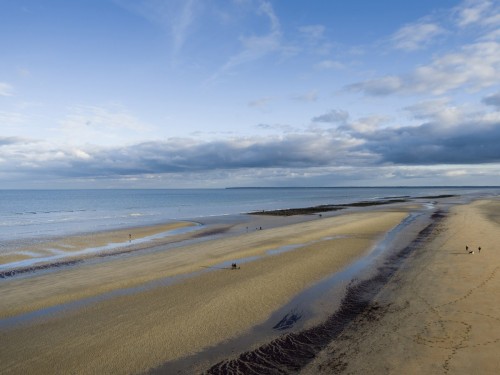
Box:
0;221;197;268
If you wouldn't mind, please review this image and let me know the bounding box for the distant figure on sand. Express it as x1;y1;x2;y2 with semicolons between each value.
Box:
129;233;132;242
466;245;469;252
231;263;240;270
478;246;481;253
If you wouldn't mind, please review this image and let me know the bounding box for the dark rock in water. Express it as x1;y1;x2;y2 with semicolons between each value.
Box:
273;309;303;331
417;194;456;199
248;199;409;216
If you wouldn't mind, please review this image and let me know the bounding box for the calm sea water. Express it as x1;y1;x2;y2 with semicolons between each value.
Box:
1;187;499;249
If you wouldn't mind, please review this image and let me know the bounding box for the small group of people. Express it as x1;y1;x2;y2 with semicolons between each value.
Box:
231;263;240;270
466;245;481;254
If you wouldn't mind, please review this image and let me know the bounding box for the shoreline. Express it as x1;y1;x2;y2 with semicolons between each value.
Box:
0;194;455;277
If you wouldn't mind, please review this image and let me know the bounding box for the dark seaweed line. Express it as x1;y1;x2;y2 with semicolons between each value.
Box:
0;259;83;279
202;211;445;375
248;199;409;216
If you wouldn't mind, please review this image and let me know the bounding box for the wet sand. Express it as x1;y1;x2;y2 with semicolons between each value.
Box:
0;208;409;375
0;221;197;269
302;199;500;375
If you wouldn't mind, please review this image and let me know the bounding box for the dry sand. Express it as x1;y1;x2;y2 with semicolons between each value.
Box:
302;199;500;375
0;209;407;375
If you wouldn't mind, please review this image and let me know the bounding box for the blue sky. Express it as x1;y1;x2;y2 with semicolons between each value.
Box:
1;0;500;188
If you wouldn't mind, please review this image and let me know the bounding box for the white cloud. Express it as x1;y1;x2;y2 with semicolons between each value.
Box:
391;21;446;51
482;91;500;108
171;0;200;58
291;90;318;103
484;14;500;27
404;98;464;126
314;60;344;70
71;148;92;160
256;123;297;133
248;97;273;110
232;1;281;60
0;111;25;126
17;68;31;78
348;40;500;96
208;1;284;81
349;116;391;134
348;0;500;98
413;41;500;94
445;169;468;177
59;105;152;146
298;23;332;56
347;76;403;96
114;0;201;62
479;27;500;40
0;82;13;97
312;109;349;124
299;25;326;40
455;0;494;27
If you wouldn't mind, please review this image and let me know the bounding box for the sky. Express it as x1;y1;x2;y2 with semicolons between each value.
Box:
1;0;500;188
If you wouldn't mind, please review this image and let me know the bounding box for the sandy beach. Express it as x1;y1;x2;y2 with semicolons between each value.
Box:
302;199;500;374
2;198;499;374
0;206;408;375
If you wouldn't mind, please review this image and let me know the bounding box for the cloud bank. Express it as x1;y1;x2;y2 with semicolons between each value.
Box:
2;106;499;183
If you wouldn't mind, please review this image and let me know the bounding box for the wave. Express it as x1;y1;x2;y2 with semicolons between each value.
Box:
14;209;91;215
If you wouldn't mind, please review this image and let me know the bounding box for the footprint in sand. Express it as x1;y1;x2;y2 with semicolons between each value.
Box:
411;311;500;349
414;319;470;348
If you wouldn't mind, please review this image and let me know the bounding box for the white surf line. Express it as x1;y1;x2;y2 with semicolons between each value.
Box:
0;223;202;272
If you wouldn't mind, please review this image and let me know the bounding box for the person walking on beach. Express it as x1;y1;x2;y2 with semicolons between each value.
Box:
478;246;481;253
466;245;469;252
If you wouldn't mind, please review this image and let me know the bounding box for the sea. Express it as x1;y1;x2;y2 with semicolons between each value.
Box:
1;187;499;250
